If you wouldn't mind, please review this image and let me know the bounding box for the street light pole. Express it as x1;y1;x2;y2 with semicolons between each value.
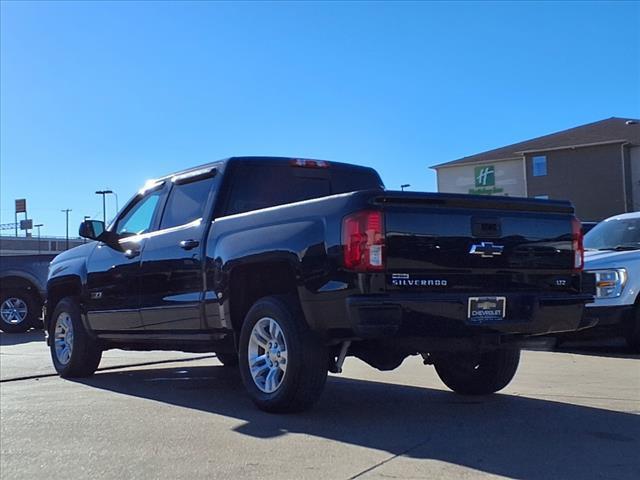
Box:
61;209;71;250
401;184;411;191
35;224;43;254
95;190;114;224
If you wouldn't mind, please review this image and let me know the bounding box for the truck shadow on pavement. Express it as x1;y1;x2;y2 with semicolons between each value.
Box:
554;338;640;359
0;329;44;346
555;345;640;359
74;363;640;480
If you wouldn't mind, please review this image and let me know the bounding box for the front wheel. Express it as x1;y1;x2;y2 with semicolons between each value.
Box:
238;295;328;413
434;348;520;395
50;297;102;378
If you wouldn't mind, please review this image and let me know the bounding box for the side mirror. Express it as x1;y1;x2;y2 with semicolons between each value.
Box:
79;220;105;241
79;220;122;250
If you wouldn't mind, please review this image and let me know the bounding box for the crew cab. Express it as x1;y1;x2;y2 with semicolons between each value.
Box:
44;157;593;412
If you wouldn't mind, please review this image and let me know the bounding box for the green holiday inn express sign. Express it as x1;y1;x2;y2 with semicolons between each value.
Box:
468;165;504;195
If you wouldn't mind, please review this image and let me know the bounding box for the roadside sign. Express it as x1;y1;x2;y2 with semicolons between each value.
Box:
20;219;33;230
15;199;26;213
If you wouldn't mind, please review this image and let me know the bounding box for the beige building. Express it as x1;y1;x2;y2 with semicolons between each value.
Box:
435;158;526;197
432;117;640;221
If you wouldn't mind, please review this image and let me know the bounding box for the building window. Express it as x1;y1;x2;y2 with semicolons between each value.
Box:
534;195;549;200
532;155;547;176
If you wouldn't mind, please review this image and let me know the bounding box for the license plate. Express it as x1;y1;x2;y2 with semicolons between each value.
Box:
467;296;506;323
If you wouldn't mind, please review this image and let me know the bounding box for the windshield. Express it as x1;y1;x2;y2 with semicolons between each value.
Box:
583;217;640;250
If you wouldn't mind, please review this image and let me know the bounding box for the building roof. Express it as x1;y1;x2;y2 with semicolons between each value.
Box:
432;117;640;169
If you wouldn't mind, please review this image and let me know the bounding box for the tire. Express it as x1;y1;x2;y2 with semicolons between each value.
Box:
238;295;328;413
434;348;521;395
625;307;640;353
0;289;39;333
50;297;102;378
216;351;239;367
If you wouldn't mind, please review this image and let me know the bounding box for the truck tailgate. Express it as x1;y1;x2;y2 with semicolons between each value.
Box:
376;192;579;292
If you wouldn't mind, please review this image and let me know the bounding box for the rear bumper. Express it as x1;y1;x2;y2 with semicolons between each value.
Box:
343;292;594;339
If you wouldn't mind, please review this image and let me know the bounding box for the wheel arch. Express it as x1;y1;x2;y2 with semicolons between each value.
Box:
45;275;84;333
0;274;43;302
227;259;300;343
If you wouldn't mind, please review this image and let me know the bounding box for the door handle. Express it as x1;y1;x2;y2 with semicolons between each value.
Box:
180;239;200;250
124;249;140;259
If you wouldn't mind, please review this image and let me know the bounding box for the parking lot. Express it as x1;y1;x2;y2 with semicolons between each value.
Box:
0;331;638;480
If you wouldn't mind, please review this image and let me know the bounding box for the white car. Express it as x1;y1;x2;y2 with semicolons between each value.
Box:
582;211;640;351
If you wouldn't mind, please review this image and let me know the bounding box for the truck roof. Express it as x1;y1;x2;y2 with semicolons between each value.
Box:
152;156;374;183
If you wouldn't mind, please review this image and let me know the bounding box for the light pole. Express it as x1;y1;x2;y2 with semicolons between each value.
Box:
61;209;71;250
35;224;43;254
401;184;411;191
95;190;113;224
96;190;118;224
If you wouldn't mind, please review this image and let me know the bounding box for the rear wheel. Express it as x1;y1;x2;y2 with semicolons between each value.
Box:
434;348;520;395
50;297;102;378
239;295;328;413
0;289;38;333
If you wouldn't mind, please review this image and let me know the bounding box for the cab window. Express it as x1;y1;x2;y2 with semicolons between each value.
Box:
115;190;163;236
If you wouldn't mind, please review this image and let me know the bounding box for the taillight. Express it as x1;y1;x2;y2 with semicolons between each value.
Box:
342;210;385;271
290;158;329;168
572;217;584;270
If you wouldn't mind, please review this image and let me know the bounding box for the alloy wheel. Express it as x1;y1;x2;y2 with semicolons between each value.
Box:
0;297;28;324
247;317;288;393
54;312;74;365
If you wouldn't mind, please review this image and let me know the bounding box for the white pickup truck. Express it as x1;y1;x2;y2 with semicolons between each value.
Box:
582;211;640;352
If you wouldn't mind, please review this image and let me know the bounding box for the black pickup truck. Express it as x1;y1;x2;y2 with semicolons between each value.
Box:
45;157;593;412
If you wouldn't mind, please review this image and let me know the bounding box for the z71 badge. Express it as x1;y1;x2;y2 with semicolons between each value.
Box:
391;273;448;287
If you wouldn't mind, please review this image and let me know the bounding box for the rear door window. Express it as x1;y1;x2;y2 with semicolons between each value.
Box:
160;176;216;229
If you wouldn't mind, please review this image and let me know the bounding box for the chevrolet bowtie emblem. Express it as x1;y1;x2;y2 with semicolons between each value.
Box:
476;301;497;309
469;241;504;258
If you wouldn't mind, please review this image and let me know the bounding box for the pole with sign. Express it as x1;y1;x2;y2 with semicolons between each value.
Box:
15;199;26;237
19;219;33;231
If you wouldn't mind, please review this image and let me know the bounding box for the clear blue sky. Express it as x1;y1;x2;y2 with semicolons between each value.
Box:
1;1;639;236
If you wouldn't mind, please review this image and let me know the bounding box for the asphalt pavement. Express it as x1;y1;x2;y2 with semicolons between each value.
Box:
1;330;639;480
